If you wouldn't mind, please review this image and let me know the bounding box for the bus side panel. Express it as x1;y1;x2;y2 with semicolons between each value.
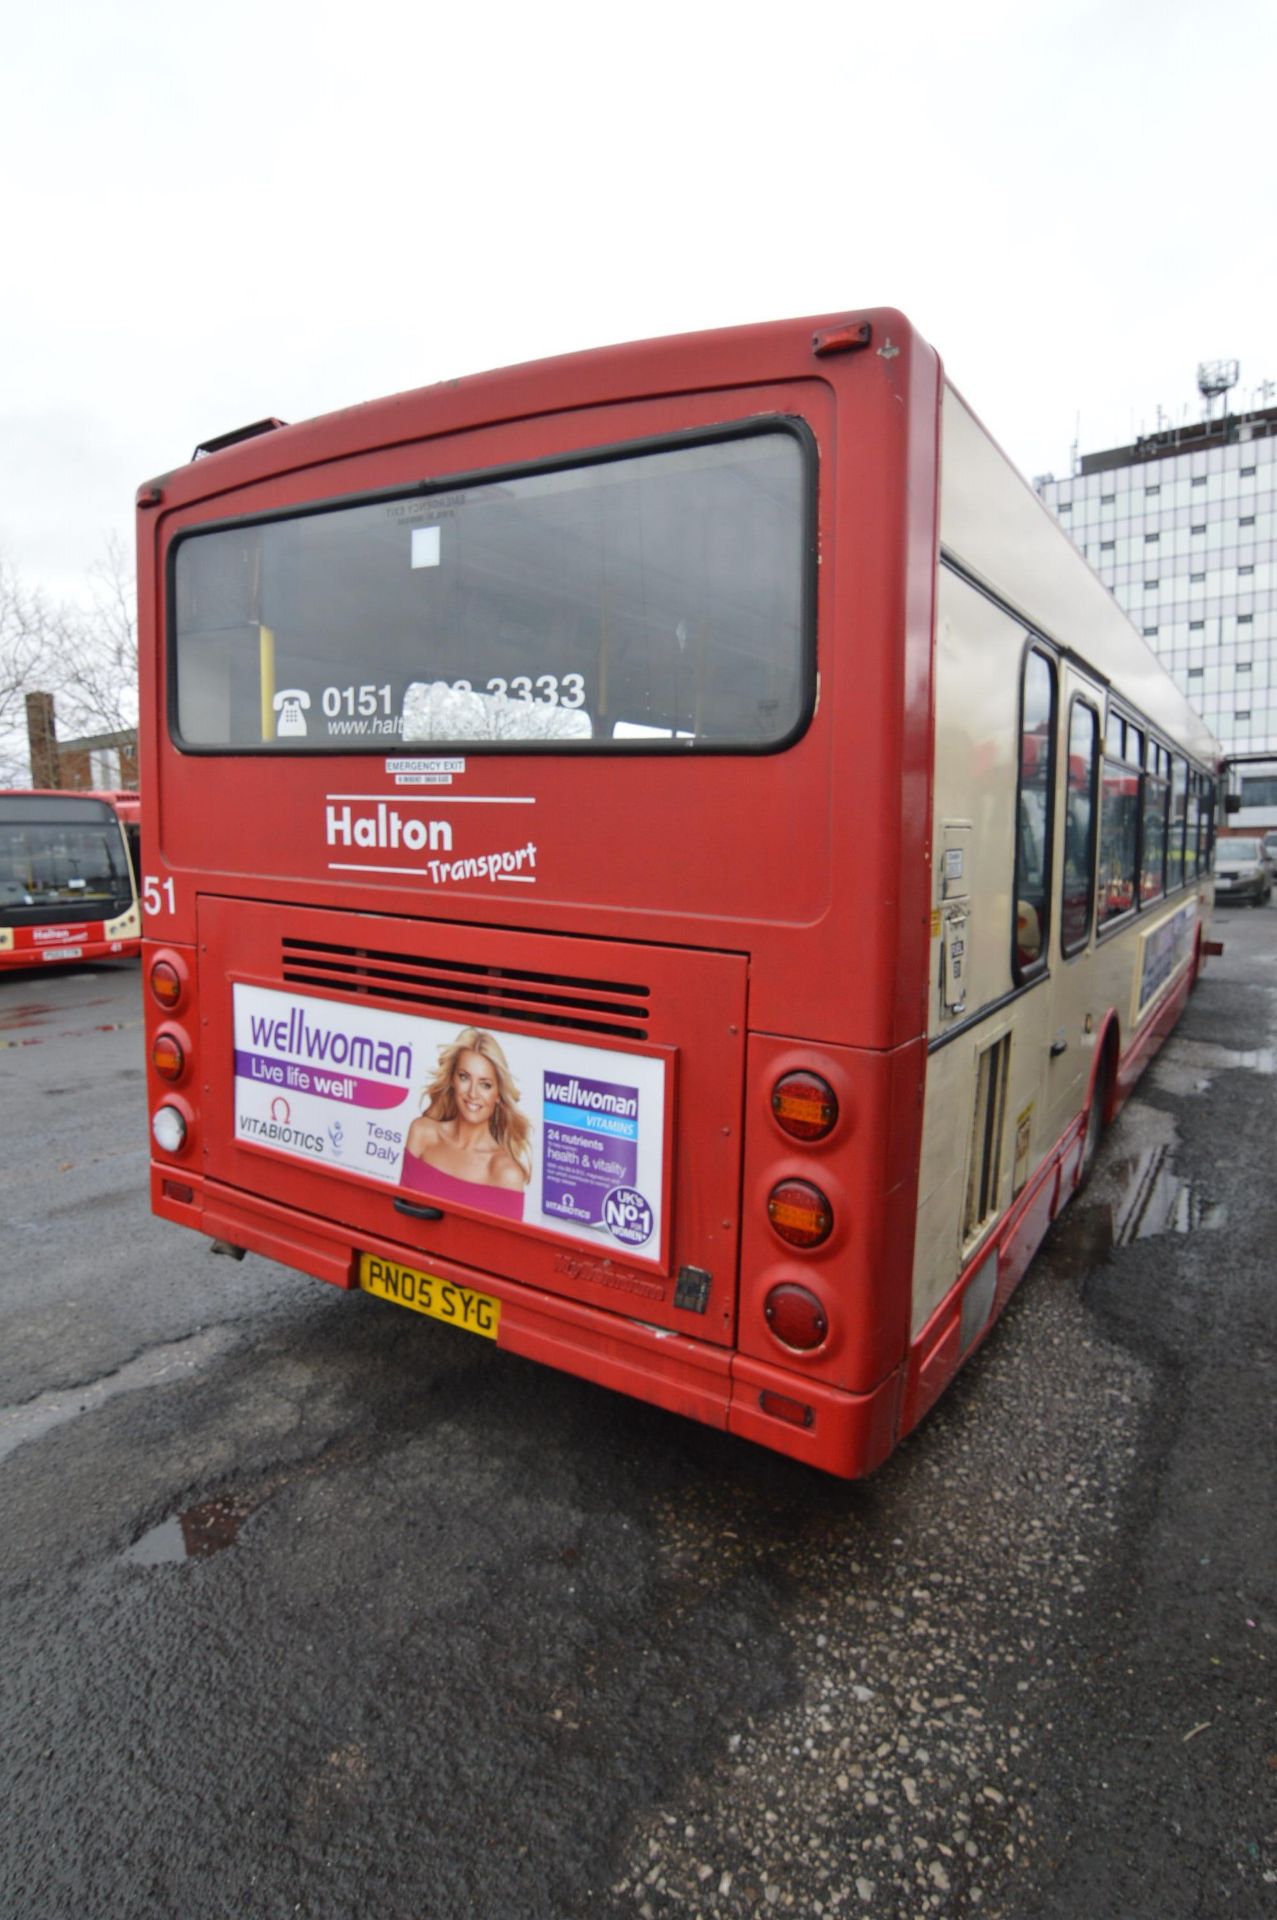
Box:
912;570;1054;1342
897;905;1202;1443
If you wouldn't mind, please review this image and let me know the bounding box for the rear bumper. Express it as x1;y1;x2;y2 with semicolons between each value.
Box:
153;1168;903;1480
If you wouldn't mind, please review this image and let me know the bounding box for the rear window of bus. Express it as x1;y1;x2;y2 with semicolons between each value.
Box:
170;425;814;754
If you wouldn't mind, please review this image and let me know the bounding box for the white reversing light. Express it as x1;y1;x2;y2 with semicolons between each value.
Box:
151;1105;187;1153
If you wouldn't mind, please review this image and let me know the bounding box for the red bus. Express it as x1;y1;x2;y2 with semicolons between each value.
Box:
138;310;1218;1477
0;789;141;969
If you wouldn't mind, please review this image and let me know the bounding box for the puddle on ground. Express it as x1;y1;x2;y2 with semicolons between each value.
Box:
1080;1104;1225;1251
0;1325;239;1466
1104;1143;1227;1244
124;1492;260;1565
1152;1039;1277;1097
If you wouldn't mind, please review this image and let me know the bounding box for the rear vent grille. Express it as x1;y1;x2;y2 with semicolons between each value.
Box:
280;938;650;1041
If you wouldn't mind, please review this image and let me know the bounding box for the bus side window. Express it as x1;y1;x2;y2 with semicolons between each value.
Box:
1170;756;1188;892
1099;756;1139;925
1141;745;1170;904
1062;699;1099;955
1014;647;1056;976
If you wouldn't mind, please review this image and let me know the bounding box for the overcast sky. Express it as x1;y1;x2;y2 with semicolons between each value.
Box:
2;0;1273;611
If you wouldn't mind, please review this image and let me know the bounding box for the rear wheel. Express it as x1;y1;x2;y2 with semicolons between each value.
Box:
1078;1049;1111;1192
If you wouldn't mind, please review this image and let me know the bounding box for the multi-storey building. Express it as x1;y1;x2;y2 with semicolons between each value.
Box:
1035;391;1277;807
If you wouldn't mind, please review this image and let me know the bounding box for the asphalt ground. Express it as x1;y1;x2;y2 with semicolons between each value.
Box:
0;920;1273;1919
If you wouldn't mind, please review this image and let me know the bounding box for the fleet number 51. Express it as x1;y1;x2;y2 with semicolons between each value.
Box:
142;875;177;916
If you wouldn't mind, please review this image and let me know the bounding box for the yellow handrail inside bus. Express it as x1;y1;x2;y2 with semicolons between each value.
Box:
260;625;276;742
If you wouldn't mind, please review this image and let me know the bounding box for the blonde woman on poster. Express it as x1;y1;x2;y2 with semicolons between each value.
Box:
400;1027;532;1221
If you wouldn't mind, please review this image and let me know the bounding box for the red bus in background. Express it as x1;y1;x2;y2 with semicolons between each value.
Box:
137;310;1218;1477
0;789;141;969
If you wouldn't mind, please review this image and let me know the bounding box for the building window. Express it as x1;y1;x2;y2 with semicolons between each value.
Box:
1145;579;1159;590
1240;614;1254;624
1188;666;1204;678
1236;710;1252;721
1143;626;1159;636
1101;540;1115;551
1238;661;1252;672
1101;492;1115;504
1145;532;1159;544
1241;774;1277;807
1146;484;1161;496
1241;465;1256;477
1240;565;1254;576
1241;515;1255;526
1191;524;1206;534
1059;502;1072;513
1190;621;1204;630
1191;572;1206;582
1192;475;1207;487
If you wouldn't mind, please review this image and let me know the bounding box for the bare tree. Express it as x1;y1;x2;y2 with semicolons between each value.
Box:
58;532;138;741
0;557;64;783
0;540;138;783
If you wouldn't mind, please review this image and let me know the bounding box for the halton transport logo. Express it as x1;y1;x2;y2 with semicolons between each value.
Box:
325;801;453;855
323;798;539;886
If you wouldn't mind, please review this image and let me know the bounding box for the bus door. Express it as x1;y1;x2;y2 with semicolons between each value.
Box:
1043;664;1105;1156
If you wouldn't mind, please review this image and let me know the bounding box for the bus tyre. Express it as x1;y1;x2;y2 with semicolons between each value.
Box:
1078;1055;1110;1193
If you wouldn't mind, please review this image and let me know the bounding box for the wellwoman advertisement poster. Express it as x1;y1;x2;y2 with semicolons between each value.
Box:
231;983;668;1257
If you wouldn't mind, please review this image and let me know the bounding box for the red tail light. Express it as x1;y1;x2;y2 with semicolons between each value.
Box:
763;1283;829;1351
767;1178;833;1249
771;1070;838;1141
151;1032;185;1082
150;959;182;1009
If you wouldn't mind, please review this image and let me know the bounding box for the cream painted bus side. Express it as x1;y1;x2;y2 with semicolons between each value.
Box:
911;388;1217;1354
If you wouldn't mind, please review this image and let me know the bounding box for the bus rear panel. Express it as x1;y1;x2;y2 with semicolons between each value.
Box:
138;311;1215;1477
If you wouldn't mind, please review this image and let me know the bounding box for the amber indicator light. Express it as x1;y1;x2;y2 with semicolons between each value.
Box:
150;959;182;1009
771;1071;838;1142
151;1033;185;1082
763;1282;829;1352
767;1177;833;1249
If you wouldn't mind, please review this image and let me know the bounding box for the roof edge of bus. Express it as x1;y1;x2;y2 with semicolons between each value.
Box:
139;306;926;506
940;380;1220;767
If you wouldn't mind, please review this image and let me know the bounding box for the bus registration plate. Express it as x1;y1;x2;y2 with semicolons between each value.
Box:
42;946;83;961
359;1254;500;1340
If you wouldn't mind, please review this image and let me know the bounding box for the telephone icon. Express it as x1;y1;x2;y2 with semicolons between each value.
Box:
272;687;311;738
